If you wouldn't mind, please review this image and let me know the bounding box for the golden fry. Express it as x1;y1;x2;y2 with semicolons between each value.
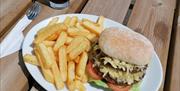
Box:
74;80;86;91
81;74;88;83
67;80;85;91
34;24;67;44
42;41;55;47
83;37;91;52
76;22;90;33
47;47;64;89
74;56;80;63
37;43;53;68
67;27;90;37
82;21;102;35
48;17;59;26
59;45;68;82
86;33;97;42
75;74;87;83
47;47;57;63
65;36;73;45
66;36;84;53
68;42;87;60
82;18;96;24
64;16;71;26
97;16;105;27
67;61;75;83
23;54;39;66
46;32;59;41
76;52;88;78
53;31;67;52
34;48;54;83
69;16;78;26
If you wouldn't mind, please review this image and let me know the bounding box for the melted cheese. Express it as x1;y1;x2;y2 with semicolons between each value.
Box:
99;65;144;85
100;57;146;72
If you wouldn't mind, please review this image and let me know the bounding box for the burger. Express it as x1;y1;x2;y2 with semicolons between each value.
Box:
86;27;154;91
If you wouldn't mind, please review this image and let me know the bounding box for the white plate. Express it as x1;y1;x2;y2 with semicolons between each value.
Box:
22;14;163;91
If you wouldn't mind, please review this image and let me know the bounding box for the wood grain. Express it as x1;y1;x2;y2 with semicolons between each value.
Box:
81;0;131;23
127;0;176;90
0;0;31;38
0;52;29;91
167;4;180;91
168;17;180;91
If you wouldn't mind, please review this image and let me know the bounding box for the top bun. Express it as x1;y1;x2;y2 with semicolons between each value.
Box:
99;27;154;65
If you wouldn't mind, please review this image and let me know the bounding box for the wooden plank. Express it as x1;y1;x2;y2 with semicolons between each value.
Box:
81;0;131;23
127;0;176;90
167;4;180;90
0;0;31;38
0;52;29;91
0;0;87;91
168;16;180;91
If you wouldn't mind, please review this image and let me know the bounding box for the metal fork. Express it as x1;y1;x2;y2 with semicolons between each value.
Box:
26;1;41;19
0;1;41;58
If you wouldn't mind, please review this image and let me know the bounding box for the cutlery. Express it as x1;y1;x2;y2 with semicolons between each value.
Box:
0;1;41;58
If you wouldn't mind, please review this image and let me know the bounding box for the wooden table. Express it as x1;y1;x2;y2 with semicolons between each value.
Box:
0;0;179;91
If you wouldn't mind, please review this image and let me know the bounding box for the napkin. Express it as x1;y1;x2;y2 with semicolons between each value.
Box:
0;15;32;58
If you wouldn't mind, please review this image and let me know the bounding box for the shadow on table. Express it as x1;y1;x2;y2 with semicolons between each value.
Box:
18;49;46;91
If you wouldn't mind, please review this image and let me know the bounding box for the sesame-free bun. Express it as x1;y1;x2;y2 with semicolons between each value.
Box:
99;27;154;65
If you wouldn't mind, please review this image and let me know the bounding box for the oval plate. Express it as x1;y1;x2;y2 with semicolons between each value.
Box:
22;14;163;91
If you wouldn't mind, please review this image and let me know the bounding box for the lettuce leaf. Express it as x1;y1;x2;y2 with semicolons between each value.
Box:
130;82;141;91
89;79;112;91
90;80;109;88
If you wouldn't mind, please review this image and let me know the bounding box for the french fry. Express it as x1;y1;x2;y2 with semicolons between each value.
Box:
97;16;105;27
47;47;56;63
67;61;75;83
53;31;67;52
69;16;78;26
74;80;86;91
67;81;75;91
82;18;96;24
59;45;67;82
67;27;90;37
86;33;97;42
37;43;53;68
37;17;60;36
81;74;88;83
76;22;90;33
68;42;87;60
23;54;39;66
74;56;80;63
65;36;73;45
76;52;88;78
42;41;55;47
47;47;64;89
64;16;71;26
66;36;84;53
46;32;59;41
75;74;87;83
82;21;102;35
34;24;67;44
67;80;85;91
36;27;47;36
34;48;54;83
48;17;59;26
83;37;91;52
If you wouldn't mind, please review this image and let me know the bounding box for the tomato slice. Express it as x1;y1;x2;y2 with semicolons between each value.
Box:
107;83;130;91
86;60;102;80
